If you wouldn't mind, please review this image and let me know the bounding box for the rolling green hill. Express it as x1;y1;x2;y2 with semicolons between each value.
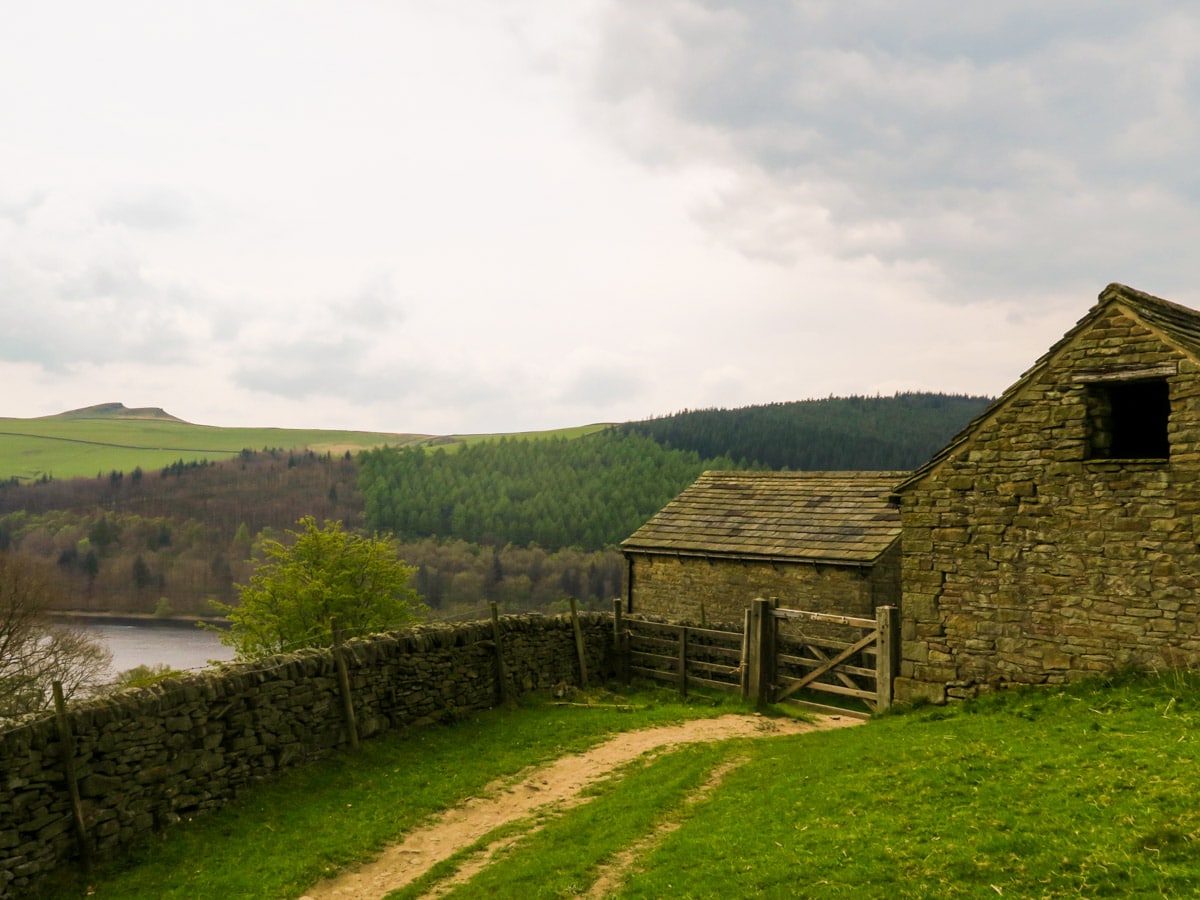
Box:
0;404;425;482
0;404;612;483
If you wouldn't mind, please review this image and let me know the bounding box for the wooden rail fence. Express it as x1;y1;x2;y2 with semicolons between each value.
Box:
616;598;899;715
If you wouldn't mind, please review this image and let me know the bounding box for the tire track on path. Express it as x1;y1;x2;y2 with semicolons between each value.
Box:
297;712;862;900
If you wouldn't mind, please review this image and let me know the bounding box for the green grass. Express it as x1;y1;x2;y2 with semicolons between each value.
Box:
396;742;733;900
34;686;736;899
0;415;428;481
34;673;1200;899
0;413;611;481
417;423;613;451
618;672;1200;898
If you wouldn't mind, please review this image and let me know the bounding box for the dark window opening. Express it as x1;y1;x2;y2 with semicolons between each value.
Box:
1087;379;1170;460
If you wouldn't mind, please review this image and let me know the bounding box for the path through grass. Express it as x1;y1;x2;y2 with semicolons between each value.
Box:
33;687;737;899
34;673;1200;899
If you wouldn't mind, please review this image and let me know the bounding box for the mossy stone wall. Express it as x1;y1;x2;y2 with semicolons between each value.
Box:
0;613;611;897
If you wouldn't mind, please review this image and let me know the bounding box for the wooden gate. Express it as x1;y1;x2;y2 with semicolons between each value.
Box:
616;598;899;715
745;598;899;714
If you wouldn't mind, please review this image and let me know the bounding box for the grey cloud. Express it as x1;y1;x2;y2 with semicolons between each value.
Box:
0;191;49;225
558;364;647;410
0;256;206;369
233;338;500;408
233;273;416;400
234;336;373;399
342;274;406;329
99;189;195;232
591;2;1200;300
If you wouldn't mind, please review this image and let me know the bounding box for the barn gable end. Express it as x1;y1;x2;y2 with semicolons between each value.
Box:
894;283;1200;703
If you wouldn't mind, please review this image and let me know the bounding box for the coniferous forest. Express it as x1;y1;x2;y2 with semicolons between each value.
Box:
357;432;741;552
617;392;991;470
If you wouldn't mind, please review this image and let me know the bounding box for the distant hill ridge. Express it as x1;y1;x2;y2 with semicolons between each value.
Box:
0;393;990;483
50;403;187;423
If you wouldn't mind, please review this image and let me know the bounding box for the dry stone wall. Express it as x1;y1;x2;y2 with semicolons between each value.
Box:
0;613;612;898
898;306;1200;703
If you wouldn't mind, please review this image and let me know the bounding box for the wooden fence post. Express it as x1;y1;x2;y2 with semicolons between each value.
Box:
52;681;91;875
677;626;689;698
570;598;590;688
746;598;776;708
491;602;510;704
612;598;629;684
765;599;777;705
875;605;900;712
740;608;751;700
330;618;360;750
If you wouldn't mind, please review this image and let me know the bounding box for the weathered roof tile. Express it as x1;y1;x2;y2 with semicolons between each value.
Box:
622;470;904;565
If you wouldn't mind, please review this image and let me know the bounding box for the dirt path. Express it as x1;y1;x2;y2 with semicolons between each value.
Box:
298;712;861;900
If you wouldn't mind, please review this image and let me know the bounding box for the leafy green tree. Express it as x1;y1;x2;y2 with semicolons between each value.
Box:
88;515;120;553
213;517;427;659
81;547;100;593
105;663;177;691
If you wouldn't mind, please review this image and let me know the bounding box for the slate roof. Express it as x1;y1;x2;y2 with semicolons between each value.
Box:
893;283;1200;494
621;470;905;566
1123;283;1200;356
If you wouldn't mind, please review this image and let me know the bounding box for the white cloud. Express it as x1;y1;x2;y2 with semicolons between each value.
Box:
1;1;1199;433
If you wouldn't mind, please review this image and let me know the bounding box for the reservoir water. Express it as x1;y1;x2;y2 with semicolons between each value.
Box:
70;619;238;682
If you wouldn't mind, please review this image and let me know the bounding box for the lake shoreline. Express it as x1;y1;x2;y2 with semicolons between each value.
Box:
62;615;238;676
47;610;231;630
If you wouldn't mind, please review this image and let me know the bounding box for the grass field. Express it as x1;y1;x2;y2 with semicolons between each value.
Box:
419;423;613;452
0;408;611;481
33;672;1200;899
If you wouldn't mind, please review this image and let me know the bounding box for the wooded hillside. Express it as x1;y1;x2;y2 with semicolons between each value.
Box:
0;393;987;619
618;392;991;470
358;432;741;552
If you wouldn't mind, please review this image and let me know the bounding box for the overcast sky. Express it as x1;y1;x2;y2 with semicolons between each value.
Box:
4;1;1200;434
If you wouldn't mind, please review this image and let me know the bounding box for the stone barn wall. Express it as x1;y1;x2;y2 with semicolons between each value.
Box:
627;551;896;628
0;613;612;898
897;300;1200;703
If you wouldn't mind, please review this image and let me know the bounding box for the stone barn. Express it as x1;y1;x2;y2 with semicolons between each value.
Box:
893;283;1200;704
621;470;903;627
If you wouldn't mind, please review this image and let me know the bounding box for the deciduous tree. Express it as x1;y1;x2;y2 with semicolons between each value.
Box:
214;517;426;659
0;553;111;718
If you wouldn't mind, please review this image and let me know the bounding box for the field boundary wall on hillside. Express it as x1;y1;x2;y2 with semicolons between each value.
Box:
0;613;612;897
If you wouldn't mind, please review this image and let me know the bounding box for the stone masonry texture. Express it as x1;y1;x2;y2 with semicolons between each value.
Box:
628;543;900;629
0;613;612;897
896;292;1200;704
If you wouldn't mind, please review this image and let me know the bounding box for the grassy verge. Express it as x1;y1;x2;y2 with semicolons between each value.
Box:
617;671;1200;898
34;685;736;899
36;672;1200;899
